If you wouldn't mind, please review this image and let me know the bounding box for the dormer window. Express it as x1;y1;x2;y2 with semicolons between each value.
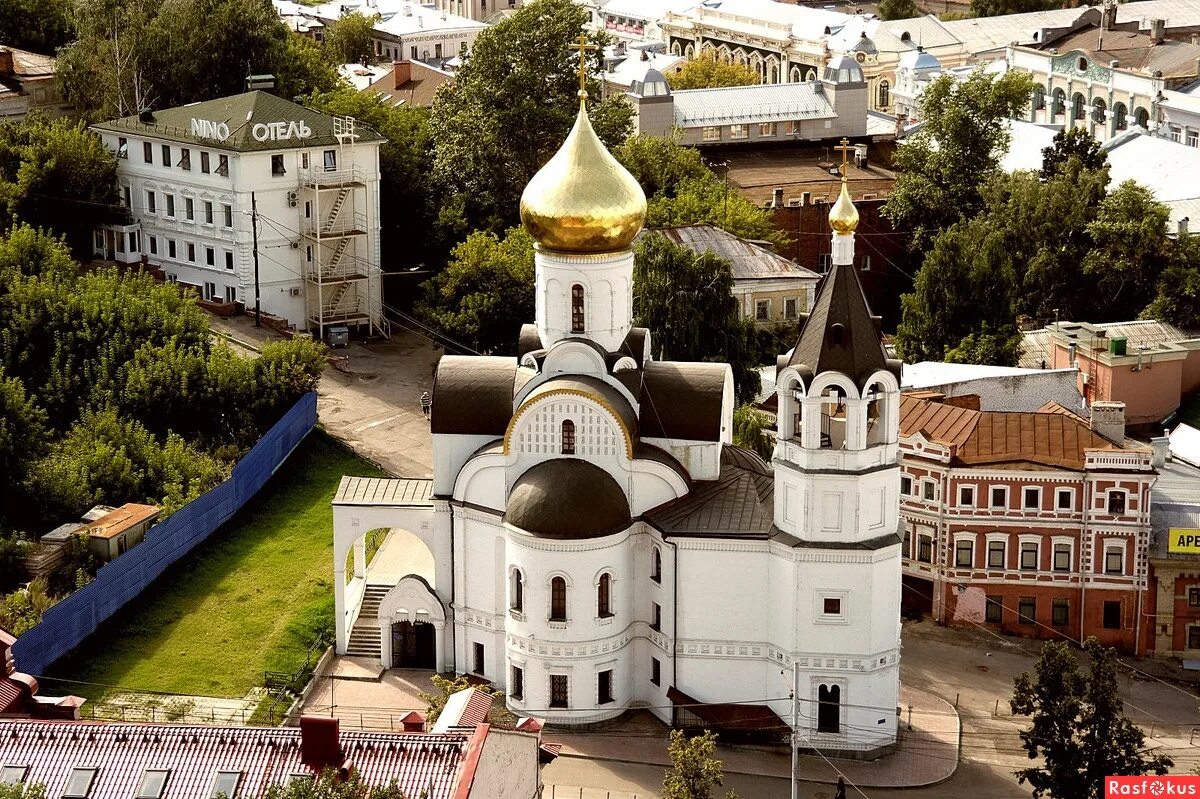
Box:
561;420;576;455
571;284;585;334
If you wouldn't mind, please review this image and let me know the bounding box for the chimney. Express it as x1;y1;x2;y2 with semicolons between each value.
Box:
393;60;412;88
1192;33;1199;45
1150;18;1165;44
0;49;13;77
399;711;427;732
1150;435;1169;468
1180;216;1190;237
772;187;784;207
300;716;343;769
1102;2;1117;31
1090;400;1126;445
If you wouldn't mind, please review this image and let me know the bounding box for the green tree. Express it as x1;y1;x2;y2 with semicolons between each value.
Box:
634;233;761;403
0;577;54;635
0;0;74;53
418;673;515;728
262;768;407;799
414;227;535;354
661;730;739;799
276;32;345;100
429;0;633;237
1010;638;1172;798
1082;180;1171;322
882;69;1034;251
1142;233;1200;329
614;132;710;200
971;0;1057;16
878;0;920;21
732;404;771;459
323;12;380;66
0;369;47;491
1042;126;1107;180
666;52;759;90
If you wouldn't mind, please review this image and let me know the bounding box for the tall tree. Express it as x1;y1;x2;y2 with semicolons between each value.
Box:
428;0;632;238
0;0;74;54
661;730;739;799
1082;180;1172;322
323;12;380;66
882;69;1034;251
971;0;1058;16
1010;638;1172;799
666;52;759;90
634;233;761;403
276;32;344;100
1142;232;1200;329
1041;126;1107;180
878;0;920;21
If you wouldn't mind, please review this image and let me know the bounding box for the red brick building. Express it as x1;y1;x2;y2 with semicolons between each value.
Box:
897;393;1156;654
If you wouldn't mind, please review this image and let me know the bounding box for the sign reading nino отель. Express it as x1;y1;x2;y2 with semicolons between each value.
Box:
189;118;313;143
1168;528;1200;554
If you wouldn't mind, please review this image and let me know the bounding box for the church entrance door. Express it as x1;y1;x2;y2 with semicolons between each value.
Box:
391;620;436;668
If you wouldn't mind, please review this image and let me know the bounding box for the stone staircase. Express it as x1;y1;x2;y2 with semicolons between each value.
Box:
346;584;391;660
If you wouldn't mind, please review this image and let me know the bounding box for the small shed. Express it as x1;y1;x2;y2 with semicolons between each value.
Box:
83;503;160;561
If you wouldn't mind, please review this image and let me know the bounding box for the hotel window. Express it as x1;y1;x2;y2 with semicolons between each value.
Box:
202;280;214;299
759;122;776;137
1023;487;1040;509
137;770;170;799
217;154;229;177
985;595;1002;623
472;642;485;675
165;194;175;218
651;602;662;631
1018;597;1036;625
990;486;1007;509
1103;600;1121;629
185;196;194;221
187;242;196;263
167;239;176;259
561;419;575;455
323;150;337;171
1190;587;1200;607
702;126;721;142
201;151;211;174
1020;542;1038;570
204;200;213;225
146;190;156;214
1105;546;1124;574
161;144;171;167
1107;490;1126;514
550;674;569;708
922;480;935;501
64;768;98;799
210;771;241;799
1053;543;1071;571
178;148;191;170
959;486;975;507
510;665;524;700
271;154;286;176
784;298;797;319
205;247;214;266
1052;598;1069;627
1057;488;1073;510
755;299;770;321
1190;627;1200;649
917;535;932;563
571;284;585;333
651;657;661;686
223;203;233;228
1189;129;1199;148
598;669;614;704
955;539;973;568
143;141;153;163
225;252;234;271
729;124;749;140
900;476;912;495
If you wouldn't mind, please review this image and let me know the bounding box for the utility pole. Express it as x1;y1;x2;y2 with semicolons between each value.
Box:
791;661;800;799
251;191;262;328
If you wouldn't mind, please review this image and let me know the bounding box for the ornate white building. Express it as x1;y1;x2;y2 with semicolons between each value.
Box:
332;87;903;753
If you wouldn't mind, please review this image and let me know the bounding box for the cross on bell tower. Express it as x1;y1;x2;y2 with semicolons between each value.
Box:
572;34;598;98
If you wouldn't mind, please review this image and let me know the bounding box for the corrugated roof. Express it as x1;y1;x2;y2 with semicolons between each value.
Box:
84;504;160;540
1106;132;1200;203
93;91;384;152
0;721;469;799
333;477;434;506
645;446;773;536
1038;27;1200;78
671;82;834;126
900;394;1119;468
647;225;819;281
938;6;1086;54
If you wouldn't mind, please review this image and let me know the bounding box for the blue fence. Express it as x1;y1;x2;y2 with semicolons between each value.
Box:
12;391;319;676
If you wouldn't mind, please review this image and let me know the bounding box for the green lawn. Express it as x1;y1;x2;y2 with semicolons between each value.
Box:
47;430;385;701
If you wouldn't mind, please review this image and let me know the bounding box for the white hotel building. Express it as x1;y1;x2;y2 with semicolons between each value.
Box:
92;90;387;337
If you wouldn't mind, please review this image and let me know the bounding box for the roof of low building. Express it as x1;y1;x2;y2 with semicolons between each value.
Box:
0;45;56;79
92;91;385;152
506;459;631;539
670;82;835;127
1036;26;1200;79
644;224;820;282
333;476;435;506
364;60;454;108
901;361;1057;389
900;393;1120;468
1020;319;1197;368
1105;130;1200;203
605;52;684;88
84;504;160;539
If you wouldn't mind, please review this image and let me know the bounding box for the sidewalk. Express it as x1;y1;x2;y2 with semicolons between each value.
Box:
544;685;960;789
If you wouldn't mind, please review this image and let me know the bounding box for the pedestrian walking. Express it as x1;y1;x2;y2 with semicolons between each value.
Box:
834;776;847;799
420;391;432;420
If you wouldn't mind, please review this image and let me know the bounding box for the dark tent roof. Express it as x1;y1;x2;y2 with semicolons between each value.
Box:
640;361;728;441
786;262;899;388
506;459;631;539
431;356;517;435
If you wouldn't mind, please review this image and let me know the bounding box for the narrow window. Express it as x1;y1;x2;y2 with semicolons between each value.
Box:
571;284;585;334
178;148;191;171
143;141;153;163
511;569;524;612
200;151;210;174
988;540;1005;568
597;573;612;618
1190;627;1200;649
959;486;974;507
224;286;236;303
161;143;171;166
1023;487;1039;509
167;239;176;259
816;685;840;733
550;674;569;708
784;297;797;319
917;536;932;563
755;299;769;321
598;669;614;704
900;476;912;495
955;539;973;568
561;420;576;455
223;203;233;228
1105;547;1124;574
137;770;170;799
651;657;661;686
165;194;175;218
985;596;1002;623
1189;587;1200;608
922;480;935;501
472;642;484;675
185;196;194;221
146;191;156;214
64;768;98;799
217;154;229;176
187;242;195;263
1018;597;1036;625
1052;598;1069;627
204;200;213;224
1020;542;1038;571
510;666;524;700
323;149;337;171
991;487;1007;508
149;236;158;255
1053;543;1071;572
651;602;662;631
1057;488;1073;510
1103;600;1121;629
210;771;241;799
551;576;567;621
1107;491;1126;514
224;252;234;271
205;247;214;266
651;546;662;583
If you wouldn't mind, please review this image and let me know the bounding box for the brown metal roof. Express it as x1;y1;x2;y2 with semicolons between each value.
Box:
506;459;631;539
640;361;728;441
644;446;773;537
899;394;1119;468
430;355;518;435
644;225;820;281
1038;27;1200;80
84;504;159;540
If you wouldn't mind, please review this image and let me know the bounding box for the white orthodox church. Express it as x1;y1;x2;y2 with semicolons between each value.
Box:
331;87;903;754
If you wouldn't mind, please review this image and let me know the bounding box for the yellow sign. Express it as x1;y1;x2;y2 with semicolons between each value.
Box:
1168;528;1200;554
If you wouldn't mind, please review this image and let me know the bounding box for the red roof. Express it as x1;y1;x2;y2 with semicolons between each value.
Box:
0;721;472;799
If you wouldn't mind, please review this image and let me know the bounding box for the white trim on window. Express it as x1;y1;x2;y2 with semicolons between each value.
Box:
815;590;849;624
1021;485;1041;510
1051;536;1073;572
990;485;1009;509
957;483;976;508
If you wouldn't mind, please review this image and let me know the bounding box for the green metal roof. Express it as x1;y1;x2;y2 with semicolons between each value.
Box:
92;91;385;153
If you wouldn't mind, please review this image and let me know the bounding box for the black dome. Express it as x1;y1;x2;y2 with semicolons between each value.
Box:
506;459;631;539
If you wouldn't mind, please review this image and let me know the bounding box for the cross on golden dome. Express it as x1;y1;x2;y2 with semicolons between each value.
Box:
573;33;598;96
834;138;854;175
829;137;860;235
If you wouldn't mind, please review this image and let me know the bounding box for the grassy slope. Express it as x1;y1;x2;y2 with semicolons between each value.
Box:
48;431;385;700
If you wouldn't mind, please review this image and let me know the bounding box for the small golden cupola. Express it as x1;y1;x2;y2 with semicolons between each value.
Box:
828;138;860;235
520;50;647;254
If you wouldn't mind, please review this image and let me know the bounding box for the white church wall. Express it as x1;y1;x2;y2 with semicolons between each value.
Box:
629;460;688;515
774;465;899;544
436;433;501;497
640;438;723;481
536;248;634;352
674;541;770;645
455;452;507;509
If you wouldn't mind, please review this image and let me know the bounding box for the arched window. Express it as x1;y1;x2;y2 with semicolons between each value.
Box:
1092;98;1107;124
510;569;524;612
1135;107;1150;128
651;546;662;583
805;69;817;82
1113;102;1128;131
1031;85;1046;113
598;573;613;618
561;419;576;455
1051;88;1066;118
571;284;585;334
1071;93;1085;121
789;66;801;82
817;684;841;733
876;79;890;110
550;576;567;621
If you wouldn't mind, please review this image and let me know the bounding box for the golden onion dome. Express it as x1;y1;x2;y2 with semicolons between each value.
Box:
520;94;647;253
829;177;860;235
